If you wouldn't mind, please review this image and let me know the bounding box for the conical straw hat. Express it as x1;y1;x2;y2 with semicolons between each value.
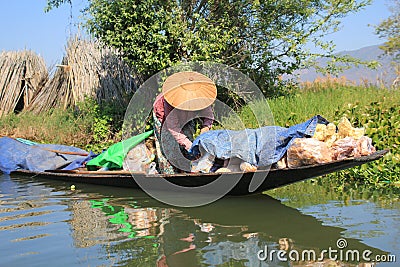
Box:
162;71;217;111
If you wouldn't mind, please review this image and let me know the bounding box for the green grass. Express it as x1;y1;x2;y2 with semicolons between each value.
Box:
0;109;88;146
1;83;399;189
224;84;400;189
0;98;122;153
268;85;400;127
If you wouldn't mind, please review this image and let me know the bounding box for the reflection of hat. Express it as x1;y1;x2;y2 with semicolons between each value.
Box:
162;71;217;111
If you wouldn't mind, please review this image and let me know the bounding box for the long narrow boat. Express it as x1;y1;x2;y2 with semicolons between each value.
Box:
10;150;388;195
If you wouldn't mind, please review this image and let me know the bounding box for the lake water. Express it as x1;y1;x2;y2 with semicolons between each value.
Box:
0;174;398;267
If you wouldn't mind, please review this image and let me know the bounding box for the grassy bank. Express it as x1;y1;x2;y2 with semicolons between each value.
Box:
0;98;123;153
1;82;399;190
242;83;400;190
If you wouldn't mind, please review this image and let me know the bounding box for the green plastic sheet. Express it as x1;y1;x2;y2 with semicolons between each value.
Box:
86;130;153;170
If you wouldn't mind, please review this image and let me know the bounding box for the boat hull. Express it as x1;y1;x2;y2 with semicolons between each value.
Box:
10;150;388;195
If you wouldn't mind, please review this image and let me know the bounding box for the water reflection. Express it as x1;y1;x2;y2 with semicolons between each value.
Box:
1;174;394;267
269;179;400;265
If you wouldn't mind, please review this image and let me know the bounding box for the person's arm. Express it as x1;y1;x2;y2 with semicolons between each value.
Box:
153;94;165;123
200;106;214;134
164;103;193;150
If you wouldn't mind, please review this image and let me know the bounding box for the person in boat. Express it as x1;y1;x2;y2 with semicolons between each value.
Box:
152;71;217;174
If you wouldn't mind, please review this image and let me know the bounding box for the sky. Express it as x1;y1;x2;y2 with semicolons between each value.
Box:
0;0;393;67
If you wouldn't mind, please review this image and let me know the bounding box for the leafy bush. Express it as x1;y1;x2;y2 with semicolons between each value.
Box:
0;97;124;153
226;84;400;189
331;100;400;188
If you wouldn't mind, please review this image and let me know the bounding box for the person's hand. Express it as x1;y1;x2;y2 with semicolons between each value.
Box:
186;146;200;161
200;126;210;134
186;150;200;161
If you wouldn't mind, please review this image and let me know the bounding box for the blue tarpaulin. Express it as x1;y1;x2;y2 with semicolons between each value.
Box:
0;137;95;174
1;116;328;173
189;115;329;167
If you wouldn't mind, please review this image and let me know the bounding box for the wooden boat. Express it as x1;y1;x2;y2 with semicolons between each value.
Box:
10;150;388;196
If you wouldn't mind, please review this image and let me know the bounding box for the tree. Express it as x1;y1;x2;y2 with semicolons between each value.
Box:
375;0;400;87
375;0;400;61
46;0;373;96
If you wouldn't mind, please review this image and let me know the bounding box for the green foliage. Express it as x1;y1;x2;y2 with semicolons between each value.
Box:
267;177;400;209
0;97;124;154
332;100;400;188
44;0;71;12
46;0;373;97
224;84;400;189
375;0;400;61
0;108;87;146
75;97;122;152
216;99;274;130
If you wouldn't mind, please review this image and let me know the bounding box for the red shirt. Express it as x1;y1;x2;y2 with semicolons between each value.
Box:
153;94;214;150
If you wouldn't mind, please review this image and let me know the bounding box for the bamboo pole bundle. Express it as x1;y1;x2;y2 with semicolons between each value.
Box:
0;50;48;116
24;57;71;113
26;37;140;113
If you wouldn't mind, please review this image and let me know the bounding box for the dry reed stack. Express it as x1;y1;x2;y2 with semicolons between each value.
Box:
0;51;48;116
26;38;140;113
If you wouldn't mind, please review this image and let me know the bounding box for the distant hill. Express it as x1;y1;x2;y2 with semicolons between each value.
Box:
295;44;397;86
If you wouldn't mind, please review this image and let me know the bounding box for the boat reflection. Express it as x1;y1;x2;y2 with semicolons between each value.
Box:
8;175;388;266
